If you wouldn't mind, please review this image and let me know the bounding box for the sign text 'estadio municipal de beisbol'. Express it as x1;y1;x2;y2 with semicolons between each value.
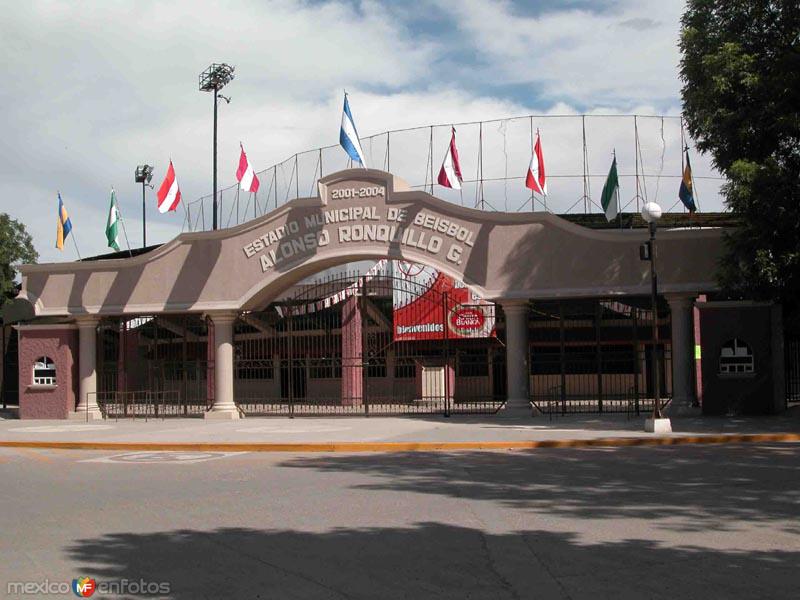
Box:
241;185;478;271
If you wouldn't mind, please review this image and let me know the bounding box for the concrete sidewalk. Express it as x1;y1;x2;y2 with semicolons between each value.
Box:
1;410;799;450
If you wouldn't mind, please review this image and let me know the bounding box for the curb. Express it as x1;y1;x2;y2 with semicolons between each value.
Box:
0;433;799;453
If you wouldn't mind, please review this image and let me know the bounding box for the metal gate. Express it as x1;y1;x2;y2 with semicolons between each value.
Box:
529;298;672;417
786;336;800;408
235;270;505;416
96;315;210;418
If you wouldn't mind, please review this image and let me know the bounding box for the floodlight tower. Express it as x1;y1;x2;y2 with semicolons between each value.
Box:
199;63;235;230
134;164;154;248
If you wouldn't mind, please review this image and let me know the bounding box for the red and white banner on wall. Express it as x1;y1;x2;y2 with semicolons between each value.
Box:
392;261;495;341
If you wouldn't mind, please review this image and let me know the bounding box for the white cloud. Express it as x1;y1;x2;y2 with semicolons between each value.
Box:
432;0;685;108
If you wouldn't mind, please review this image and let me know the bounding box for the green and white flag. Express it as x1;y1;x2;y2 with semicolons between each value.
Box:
600;155;619;222
105;188;121;251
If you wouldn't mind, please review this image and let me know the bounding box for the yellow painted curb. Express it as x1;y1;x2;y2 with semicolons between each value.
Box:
0;433;798;453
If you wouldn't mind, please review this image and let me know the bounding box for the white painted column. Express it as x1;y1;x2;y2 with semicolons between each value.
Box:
666;294;698;415
205;311;241;419
501;300;531;411
74;316;102;420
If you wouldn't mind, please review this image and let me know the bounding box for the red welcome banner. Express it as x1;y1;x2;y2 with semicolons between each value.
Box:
392;261;495;341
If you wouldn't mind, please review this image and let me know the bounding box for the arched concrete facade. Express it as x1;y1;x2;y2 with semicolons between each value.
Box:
13;169;725;418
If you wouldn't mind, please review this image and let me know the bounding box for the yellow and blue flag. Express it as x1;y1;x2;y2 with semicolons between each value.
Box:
679;151;697;213
56;192;73;250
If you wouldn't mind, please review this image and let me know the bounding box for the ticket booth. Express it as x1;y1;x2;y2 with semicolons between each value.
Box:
696;301;784;415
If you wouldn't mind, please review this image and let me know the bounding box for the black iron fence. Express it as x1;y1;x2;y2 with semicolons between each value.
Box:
97;361;210;419
86;288;685;419
91;390;206;420
786;336;800;407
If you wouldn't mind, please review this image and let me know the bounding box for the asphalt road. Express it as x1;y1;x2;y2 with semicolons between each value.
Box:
1;443;798;599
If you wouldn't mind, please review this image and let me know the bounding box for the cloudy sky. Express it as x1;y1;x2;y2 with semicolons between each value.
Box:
0;0;723;264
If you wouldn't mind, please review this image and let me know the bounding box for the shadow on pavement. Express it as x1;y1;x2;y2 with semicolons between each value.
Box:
282;444;800;533
66;524;798;599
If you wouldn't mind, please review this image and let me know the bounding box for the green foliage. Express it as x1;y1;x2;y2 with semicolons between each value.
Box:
680;1;800;308
0;213;38;306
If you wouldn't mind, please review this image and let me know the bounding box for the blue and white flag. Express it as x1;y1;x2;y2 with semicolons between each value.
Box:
339;94;367;166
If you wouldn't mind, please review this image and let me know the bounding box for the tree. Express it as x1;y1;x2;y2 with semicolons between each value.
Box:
679;1;800;313
0;213;38;306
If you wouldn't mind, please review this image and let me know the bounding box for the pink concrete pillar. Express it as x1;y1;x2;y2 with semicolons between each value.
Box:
205;311;239;419
694;294;707;409
666;293;699;416
341;294;363;406
76;316;102;420
500;300;531;410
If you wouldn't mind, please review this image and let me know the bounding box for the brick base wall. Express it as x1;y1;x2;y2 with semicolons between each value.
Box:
18;327;78;419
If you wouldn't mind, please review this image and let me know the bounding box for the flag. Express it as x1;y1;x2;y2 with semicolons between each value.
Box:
600;155;619;222
525;130;547;196
105;188;121;251
339;94;367;166
156;160;181;213
55;193;72;250
679;151;697;212
437;127;463;190
236;143;260;193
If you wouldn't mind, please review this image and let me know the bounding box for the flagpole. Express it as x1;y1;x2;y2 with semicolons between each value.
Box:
115;193;134;257
58;191;81;260
535;128;548;213
687;145;700;212
529;119;534;212
181;188;190;231
613;149;622;230
70;232;82;261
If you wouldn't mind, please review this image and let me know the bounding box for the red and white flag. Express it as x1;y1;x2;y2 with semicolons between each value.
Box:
525;131;547;196
236;143;260;193
156;160;182;213
437;127;463;190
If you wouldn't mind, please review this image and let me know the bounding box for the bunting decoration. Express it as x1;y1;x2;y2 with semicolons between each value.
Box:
236;143;260;193
437;127;463;190
156;160;182;213
276;260;387;317
525;130;547;196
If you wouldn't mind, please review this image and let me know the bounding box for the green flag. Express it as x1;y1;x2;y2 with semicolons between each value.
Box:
105;189;121;251
600;155;619;222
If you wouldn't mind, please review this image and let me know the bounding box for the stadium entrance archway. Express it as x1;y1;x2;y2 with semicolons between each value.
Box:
11;168;723;419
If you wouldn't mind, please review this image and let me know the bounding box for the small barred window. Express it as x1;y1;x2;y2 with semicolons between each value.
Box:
719;339;754;375
33;357;57;385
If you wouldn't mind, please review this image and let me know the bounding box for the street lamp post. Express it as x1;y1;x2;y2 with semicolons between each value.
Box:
641;201;672;433
199;63;235;231
134;165;154;248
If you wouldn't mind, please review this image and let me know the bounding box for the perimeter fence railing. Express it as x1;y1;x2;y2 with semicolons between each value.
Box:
183;113;727;232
